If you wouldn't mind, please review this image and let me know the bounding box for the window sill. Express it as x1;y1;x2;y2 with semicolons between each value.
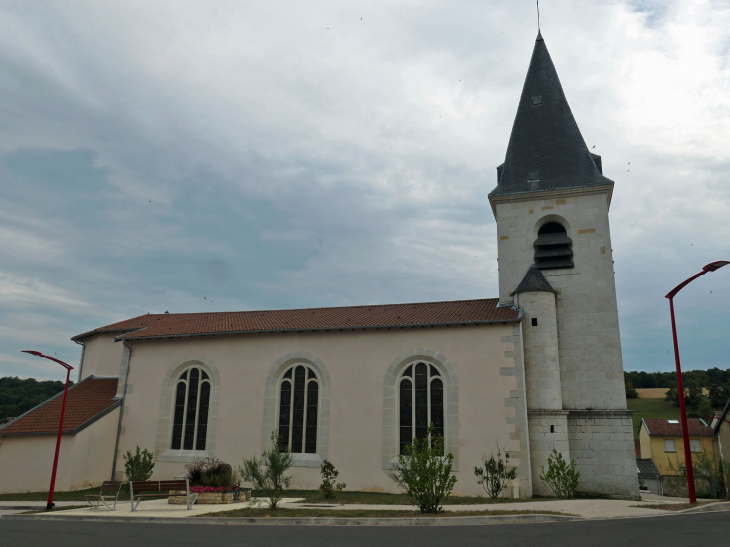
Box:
291;453;324;468
156;449;213;463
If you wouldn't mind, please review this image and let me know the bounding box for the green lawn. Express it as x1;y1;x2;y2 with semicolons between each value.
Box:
626;398;681;438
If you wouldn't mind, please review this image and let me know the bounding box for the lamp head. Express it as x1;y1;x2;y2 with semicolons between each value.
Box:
22;350;43;357
703;261;730;273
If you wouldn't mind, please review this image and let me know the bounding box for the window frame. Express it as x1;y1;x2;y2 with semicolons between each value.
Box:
396;361;446;456
664;439;676;453
170;365;212;451
275;363;321;455
689;439;702;453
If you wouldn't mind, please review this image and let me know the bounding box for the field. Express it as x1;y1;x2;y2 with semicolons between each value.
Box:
626;397;681;438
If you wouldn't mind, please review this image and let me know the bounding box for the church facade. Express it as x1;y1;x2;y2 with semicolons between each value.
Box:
0;33;639;499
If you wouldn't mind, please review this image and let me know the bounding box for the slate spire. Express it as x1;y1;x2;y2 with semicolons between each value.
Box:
510;264;557;296
491;33;612;196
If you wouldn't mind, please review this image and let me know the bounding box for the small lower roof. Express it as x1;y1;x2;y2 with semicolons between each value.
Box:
0;377;120;437
642;418;714;437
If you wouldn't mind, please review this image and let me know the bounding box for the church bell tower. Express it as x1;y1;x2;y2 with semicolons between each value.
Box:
489;32;639;498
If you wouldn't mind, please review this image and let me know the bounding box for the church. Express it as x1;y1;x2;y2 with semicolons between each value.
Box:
0;33;639;499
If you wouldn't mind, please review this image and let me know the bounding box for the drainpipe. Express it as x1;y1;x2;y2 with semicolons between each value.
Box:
74;340;86;383
110;340;133;481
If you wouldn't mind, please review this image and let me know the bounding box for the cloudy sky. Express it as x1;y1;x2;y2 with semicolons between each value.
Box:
1;0;729;381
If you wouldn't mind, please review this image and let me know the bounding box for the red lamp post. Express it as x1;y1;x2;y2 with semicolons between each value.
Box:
665;260;729;504
21;351;74;510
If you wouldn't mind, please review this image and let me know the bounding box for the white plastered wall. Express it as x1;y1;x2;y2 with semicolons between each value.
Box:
79;333;126;380
113;323;530;496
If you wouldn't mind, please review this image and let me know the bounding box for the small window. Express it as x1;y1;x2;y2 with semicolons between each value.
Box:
667;419;679;424
664;439;676;453
690;439;702;453
550;425;554;433
531;318;538;327
528;170;539;181
532;95;542;105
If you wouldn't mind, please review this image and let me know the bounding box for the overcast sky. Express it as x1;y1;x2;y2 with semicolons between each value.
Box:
1;0;729;382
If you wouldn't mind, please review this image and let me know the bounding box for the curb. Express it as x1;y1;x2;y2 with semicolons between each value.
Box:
676;501;730;515
2;513;581;527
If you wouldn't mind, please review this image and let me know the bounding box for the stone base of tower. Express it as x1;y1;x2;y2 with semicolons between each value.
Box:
567;410;640;500
527;410;570;497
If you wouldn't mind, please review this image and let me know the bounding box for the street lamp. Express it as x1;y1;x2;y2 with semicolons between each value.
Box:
665;260;729;504
21;351;74;510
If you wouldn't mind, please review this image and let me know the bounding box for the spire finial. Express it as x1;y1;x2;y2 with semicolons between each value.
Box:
536;1;543;40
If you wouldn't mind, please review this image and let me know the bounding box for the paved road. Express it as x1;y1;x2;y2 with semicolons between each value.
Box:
1;513;727;546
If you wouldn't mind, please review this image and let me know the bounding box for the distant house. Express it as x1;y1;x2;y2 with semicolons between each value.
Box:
711;396;730;461
638;418;718;476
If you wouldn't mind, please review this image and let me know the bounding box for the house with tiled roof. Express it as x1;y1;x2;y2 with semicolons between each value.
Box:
638;418;719;476
0;33;639;499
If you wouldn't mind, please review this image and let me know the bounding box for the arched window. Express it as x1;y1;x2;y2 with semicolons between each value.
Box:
534;222;573;270
277;364;319;454
171;367;211;451
398;362;444;455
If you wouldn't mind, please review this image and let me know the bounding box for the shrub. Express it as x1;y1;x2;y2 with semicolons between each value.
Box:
539;449;580;499
240;430;294;510
386;423;457;514
319;460;346;499
123;446;155;482
185;457;239;488
474;444;517;499
625;381;639;399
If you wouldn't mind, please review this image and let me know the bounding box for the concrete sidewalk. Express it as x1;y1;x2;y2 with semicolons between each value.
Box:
0;500;84;518
1;496;688;520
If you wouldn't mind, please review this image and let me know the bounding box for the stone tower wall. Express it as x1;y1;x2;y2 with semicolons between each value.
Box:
493;187;625;410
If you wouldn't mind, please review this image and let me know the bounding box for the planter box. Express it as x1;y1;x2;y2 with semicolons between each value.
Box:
169;489;252;504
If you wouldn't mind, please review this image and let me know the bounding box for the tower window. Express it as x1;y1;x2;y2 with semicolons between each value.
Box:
534;222;574;270
550;425;555;433
528;170;539;181
531;318;538;327
532;95;542;105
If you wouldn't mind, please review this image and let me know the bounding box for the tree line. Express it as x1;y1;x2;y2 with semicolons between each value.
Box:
0;376;74;419
625;368;730;413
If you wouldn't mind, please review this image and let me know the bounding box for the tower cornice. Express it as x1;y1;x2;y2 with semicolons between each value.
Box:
488;182;613;218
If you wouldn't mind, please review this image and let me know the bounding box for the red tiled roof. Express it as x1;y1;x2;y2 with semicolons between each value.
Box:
72;299;519;341
634;439;641;458
0;377;119;437
642;418;714;437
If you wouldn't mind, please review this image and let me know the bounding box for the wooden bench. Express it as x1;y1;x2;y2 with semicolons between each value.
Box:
129;479;198;511
85;481;123;511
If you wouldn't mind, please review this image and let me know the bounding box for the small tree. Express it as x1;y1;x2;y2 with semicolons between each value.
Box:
319;460;346;499
386;423;457;514
240;430;294;510
539;449;580;499
123;446;155;482
474;444;517;499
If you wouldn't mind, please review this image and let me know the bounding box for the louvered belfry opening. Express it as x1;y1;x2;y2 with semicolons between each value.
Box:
534;222;574;270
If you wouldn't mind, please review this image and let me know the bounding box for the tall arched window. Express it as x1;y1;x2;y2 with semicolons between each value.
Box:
171;366;211;451
277;364;319;454
398;362;444;455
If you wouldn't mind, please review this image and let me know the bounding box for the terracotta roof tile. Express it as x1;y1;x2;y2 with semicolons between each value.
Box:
634;439;641;458
642;418;714;437
0;377;119;437
73;299;518;341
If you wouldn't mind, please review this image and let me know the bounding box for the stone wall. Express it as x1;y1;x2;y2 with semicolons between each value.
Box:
568;410;639;499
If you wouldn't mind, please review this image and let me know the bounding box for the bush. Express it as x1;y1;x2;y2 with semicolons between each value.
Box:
123;446;155;482
539;449;580;499
474;444;517;499
240;430;294;510
625;381;639;399
386;423;457;514
185;457;239;488
319;460;346;499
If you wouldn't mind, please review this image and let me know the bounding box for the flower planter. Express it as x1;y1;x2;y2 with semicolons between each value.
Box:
168;488;252;504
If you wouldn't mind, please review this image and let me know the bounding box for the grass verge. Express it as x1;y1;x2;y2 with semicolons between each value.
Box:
196;508;575;518
630;502;716;511
21;505;87;514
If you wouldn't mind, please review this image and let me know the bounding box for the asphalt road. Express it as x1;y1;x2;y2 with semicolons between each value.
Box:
0;513;727;547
